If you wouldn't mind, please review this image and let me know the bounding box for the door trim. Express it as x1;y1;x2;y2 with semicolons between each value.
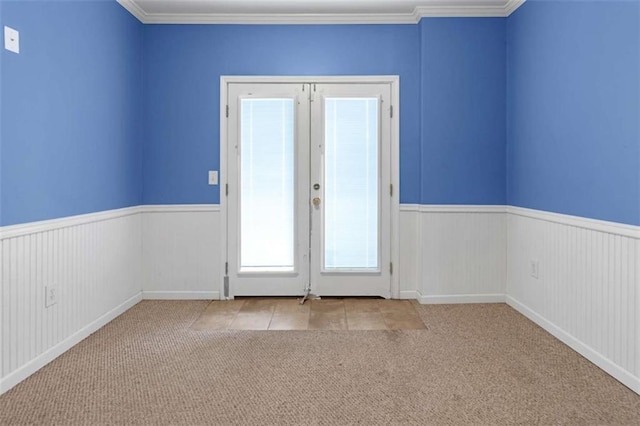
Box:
219;75;400;299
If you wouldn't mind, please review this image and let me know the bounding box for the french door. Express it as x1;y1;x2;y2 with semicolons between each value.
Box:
226;80;392;298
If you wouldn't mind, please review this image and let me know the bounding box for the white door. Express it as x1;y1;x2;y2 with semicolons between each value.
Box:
227;83;310;296
226;81;392;298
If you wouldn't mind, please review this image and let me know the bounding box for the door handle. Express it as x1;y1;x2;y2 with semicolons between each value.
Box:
312;197;321;207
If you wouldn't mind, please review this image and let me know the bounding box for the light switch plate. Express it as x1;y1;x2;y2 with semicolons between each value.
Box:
208;170;218;185
4;26;19;54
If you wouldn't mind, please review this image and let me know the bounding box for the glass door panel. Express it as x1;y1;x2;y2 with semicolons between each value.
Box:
240;99;295;272
324;98;379;270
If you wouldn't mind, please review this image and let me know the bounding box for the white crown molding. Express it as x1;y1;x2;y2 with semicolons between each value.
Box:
504;0;527;16
144;12;420;25
117;0;527;25
414;0;525;18
117;0;147;22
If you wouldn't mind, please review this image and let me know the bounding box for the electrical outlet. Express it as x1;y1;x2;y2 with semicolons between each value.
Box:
530;260;539;279
45;285;58;308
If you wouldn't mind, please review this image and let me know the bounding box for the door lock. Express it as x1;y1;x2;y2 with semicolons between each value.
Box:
313;183;320;190
312;197;321;207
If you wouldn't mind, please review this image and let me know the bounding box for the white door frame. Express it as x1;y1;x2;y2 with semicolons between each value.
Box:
219;75;400;299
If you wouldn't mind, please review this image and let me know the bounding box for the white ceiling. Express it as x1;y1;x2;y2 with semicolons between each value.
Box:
117;0;526;24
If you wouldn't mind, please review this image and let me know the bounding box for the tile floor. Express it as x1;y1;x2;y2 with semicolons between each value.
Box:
190;297;427;331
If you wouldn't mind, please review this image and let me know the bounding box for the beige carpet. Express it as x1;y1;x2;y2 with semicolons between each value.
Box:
0;301;639;425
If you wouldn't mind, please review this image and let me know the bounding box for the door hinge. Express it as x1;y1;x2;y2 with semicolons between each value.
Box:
390;105;393;118
225;105;229;118
390;262;393;275
309;83;315;102
390;184;393;197
225;183;228;196
225;262;229;275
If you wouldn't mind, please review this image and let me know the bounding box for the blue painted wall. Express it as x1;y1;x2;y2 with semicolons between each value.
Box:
507;0;640;225
142;24;423;205
143;21;508;206
1;0;144;226
9;1;633;226
421;18;506;205
2;7;510;223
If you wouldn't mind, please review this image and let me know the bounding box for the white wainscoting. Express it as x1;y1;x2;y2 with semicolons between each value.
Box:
0;208;143;394
401;205;507;304
139;205;505;303
398;206;421;299
2;203;638;396
141;205;221;300
506;206;639;394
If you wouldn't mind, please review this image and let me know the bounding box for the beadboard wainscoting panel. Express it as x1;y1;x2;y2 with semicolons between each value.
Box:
398;205;420;299
141;206;221;300
506;208;639;393
0;208;143;394
419;206;507;303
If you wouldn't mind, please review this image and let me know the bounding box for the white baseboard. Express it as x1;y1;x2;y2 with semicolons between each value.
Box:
418;293;506;304
0;292;142;395
398;290;419;300
142;291;220;300
506;296;640;395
